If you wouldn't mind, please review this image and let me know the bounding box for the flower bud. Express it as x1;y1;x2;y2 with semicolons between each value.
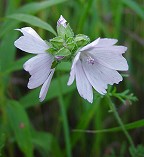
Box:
57;15;67;27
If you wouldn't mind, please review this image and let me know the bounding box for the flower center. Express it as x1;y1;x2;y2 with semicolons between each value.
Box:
86;56;95;65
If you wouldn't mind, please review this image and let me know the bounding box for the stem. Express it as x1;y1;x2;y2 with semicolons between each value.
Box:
57;73;72;157
108;97;136;151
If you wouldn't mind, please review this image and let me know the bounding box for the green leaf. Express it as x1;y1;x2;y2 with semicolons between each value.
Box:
6;101;33;157
32;130;62;157
0;130;5;156
7;13;56;35
73;119;144;134
20;74;76;108
122;0;144;20
71;95;101;147
4;55;33;74
0;0;67;38
0;31;18;72
17;0;67;14
57;62;71;71
56;47;71;56
32;131;52;156
129;145;144;157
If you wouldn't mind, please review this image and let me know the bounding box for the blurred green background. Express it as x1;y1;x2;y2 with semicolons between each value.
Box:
0;0;144;157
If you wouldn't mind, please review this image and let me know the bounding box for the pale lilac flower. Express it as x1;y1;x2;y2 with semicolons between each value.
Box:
57;15;67;27
68;38;128;103
14;27;55;102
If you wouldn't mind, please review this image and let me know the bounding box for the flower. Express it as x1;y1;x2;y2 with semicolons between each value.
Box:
14;27;55;102
67;38;128;103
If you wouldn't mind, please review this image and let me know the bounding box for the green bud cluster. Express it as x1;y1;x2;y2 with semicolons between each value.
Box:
46;23;90;61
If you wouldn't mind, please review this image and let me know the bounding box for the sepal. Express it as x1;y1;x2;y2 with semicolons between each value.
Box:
57;24;74;39
50;36;64;49
75;34;90;47
56;47;71;56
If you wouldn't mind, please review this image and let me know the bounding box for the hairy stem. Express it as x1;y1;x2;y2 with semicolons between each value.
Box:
108;97;136;151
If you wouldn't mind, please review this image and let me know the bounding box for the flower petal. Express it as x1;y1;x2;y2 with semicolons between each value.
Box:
71;51;81;69
67;67;75;86
24;54;53;75
95;38;118;47
39;69;55;102
75;60;93;103
57;15;67;27
15;27;43;40
14;27;49;54
82;59;122;95
91;52;128;71
80;38;100;51
89;46;127;54
80;38;118;52
27;65;51;89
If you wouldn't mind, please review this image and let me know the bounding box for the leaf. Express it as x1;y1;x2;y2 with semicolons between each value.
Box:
32;131;52;155
0;129;5;156
0;31;18;72
7;13;56;35
71;95;101;147
6;101;33;157
32;130;62;157
72;119;144;134
5;55;33;74
0;0;21;72
57;62;71;71
0;0;67;37
122;0;144;20
17;0;67;14
20;74;76;108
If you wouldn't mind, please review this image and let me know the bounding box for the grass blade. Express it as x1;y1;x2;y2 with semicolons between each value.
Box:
73;119;144;134
122;0;144;20
7;13;56;35
7;101;33;157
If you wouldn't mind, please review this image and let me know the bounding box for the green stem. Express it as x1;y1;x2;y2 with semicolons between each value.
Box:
57;73;72;157
108;97;136;151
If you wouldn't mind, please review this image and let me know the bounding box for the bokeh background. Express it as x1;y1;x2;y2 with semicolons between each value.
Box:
0;0;144;157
